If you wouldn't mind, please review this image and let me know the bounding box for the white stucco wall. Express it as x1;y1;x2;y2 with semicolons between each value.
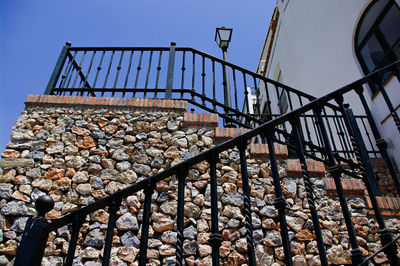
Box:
266;0;368;96
261;0;400;165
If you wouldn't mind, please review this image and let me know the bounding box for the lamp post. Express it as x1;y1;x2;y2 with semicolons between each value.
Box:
215;27;233;124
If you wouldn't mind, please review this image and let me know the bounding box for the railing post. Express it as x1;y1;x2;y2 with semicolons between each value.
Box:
44;42;71;95
15;195;54;266
165;42;176;99
355;85;400;195
337;97;399;265
313;106;365;265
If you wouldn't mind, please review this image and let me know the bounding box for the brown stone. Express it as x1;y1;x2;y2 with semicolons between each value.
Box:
124;135;136;144
46;210;61;220
117;246;139;263
290;241;305;255
91;190;107;199
197;233;210;244
91;209;109;224
153;218;174;233
44;168;65;180
146;249;159;260
75;136;96;149
219;241;231;258
55;177;71;190
198;244;212;257
71;125;90;136
296;229;315;241
224;250;246;265
94;117;108;128
164;146;180;159
135;121;150;132
11;191;30;202
65;168;76;177
0;240;18;256
1;149;20;158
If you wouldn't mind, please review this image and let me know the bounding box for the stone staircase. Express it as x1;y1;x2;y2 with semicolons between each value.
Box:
182;111;400;219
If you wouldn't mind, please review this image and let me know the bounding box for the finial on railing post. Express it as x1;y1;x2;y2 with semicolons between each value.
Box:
35;195;54;217
15;196;54;266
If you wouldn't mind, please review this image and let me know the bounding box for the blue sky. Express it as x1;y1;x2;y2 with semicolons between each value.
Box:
0;0;275;152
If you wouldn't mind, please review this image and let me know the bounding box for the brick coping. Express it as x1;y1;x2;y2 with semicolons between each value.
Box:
25;95;188;112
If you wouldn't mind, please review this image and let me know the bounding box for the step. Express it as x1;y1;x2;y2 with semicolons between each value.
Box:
214;127;250;143
286;159;326;177
182;113;219;128
249;143;288;159
365;196;400;217
324;177;365;196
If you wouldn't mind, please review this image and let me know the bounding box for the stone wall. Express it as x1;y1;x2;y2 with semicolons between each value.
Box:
0;95;399;265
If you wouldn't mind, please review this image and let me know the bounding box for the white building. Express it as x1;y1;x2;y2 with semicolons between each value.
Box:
255;0;400;165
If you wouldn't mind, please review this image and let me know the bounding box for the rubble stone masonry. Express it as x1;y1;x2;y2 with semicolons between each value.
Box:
0;95;399;265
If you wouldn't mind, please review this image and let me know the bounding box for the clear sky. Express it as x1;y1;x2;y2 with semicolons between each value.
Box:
0;0;275;152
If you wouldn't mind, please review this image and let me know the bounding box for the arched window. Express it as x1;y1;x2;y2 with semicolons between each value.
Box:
355;0;400;94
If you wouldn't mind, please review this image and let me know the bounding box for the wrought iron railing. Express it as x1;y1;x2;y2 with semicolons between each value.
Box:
16;58;400;265
44;42;399;164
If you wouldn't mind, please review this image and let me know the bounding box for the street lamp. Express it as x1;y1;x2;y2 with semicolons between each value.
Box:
215;27;233;126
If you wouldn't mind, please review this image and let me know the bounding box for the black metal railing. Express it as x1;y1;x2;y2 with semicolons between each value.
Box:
16;59;400;265
44;42;400;164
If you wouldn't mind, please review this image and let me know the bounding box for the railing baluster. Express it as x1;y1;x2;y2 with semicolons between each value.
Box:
175;168;187;265
207;153;222;266
82;51;96;96
339;114;354;157
314;107;365;265
72;51;86;91
154;51;163;98
102;197;121;266
243;73;250;126
253;77;262;121
144;51;153;98
336;97;399;265
139;182;154;266
323;107;338;153
133;50;143;98
333;110;351;158
191;52;195;101
180;51;186;99
201;55;206;105
232;69;239;118
355;85;400;195
265;131;292;266
212;60;217;111
59;56;74;92
65;51;78;91
65;214;85;266
123;51;134;97
290;118;328;266
93;51;105;91
113;51;125;95
238;137;256;266
103;51;115;91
